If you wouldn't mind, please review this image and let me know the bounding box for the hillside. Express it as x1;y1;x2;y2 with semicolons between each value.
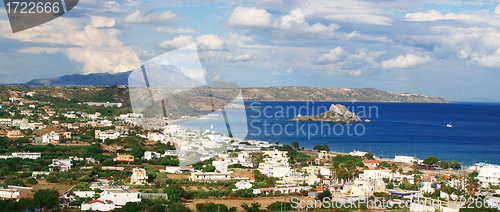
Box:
23;72;132;86
11;71;452;103
1;85;452;113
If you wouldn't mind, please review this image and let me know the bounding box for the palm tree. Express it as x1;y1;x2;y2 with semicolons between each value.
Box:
414;175;422;185
465;177;479;196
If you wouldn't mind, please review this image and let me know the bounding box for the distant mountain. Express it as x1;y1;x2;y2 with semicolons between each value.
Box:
12;71;453;103
457;97;499;102
23;64;204;87
23;71;132;86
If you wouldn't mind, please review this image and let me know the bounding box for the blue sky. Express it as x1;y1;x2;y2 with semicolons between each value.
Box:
1;0;500;101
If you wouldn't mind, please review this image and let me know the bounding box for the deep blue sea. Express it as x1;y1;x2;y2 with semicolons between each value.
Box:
177;101;500;166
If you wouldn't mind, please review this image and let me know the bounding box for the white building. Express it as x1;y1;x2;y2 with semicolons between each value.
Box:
258;163;291;178
395;155;421;164
350;150;367;157
100;120;113;127
147;132;166;142
11;152;41;159
143;151;161;160
81;187;140;211
476;165;500;188
84;102;123;107
212;159;229;173
0;185;33;200
49;159;72;171
263;149;289;162
42;131;60;143
73;191;96;198
301;166;332;177
234;181;253;190
189;171;232;181
359;170;398;181
131;168;148;184
95;130;121;140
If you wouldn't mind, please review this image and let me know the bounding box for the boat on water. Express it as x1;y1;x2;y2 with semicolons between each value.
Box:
447;122;452;127
365;119;372;122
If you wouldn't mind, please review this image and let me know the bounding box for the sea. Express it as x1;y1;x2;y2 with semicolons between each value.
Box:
177;101;500;166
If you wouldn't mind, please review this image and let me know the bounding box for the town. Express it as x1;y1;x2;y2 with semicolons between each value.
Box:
0;86;498;212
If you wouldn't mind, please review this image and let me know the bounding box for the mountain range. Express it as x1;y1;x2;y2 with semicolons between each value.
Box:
13;71;452;103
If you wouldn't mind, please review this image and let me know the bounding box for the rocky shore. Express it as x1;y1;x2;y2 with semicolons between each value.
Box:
292;104;362;123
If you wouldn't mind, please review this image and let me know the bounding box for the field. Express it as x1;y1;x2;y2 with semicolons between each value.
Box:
184;196;312;211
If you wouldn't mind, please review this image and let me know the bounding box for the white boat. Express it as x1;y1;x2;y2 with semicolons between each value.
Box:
447;122;452;127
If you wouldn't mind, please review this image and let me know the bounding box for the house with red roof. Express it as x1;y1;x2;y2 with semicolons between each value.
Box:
363;160;380;167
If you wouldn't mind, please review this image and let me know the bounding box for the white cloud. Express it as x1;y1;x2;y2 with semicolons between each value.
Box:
345;31;390;42
10;16;141;74
124;10;177;24
158;35;195;49
227;7;272;28
277;8;339;35
315;47;344;64
18;47;63;54
180;67;206;84
286;67;295;74
382;54;432;69
196;34;227;51
228;52;257;62
153;27;197;33
159;34;227;51
470;49;500;68
301;0;393;25
227;7;339;38
340;69;362;76
305;22;339;34
280;8;306;28
405;10;472;22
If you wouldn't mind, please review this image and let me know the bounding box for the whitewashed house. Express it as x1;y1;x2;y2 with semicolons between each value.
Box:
143;151;161;160
42;131;60;143
130;168;148;184
81;187;140;211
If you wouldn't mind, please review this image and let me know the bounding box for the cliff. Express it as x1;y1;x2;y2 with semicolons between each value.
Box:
292;104;362;123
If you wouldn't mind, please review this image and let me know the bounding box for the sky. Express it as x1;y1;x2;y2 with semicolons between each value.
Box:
1;0;500;101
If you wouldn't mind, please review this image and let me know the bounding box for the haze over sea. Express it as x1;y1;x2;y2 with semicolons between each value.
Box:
178;101;500;166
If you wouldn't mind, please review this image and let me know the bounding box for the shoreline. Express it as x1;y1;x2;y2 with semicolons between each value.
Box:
170;109;495;167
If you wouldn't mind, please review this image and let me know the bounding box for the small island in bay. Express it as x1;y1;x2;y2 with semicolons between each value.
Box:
292;104;362;123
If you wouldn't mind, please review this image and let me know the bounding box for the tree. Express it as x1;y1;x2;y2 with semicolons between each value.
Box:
5;177;25;186
465;177;480;196
414;175;422;185
267;201;293;211
423;156;440;165
335;168;352;181
25;177;38;185
313;144;329;152
469;171;479;178
168;202;191;212
18;197;36;212
364;153;374;160
163;184;187;203
196;202;236;212
316;189;332;201
34;189;60;212
291;141;300;149
241;203;264;212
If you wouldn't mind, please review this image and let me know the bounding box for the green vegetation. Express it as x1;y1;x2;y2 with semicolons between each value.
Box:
423;156;440;165
196;202;237;212
313;144;330;152
241;203;265;212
